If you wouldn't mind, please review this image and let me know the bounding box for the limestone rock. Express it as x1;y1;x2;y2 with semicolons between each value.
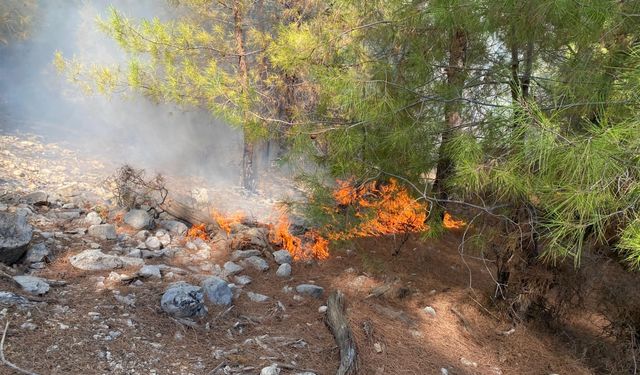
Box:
85;211;103;226
24;242;49;263
88;224;117;240
247;291;270;303
69;249;143;271
124;209;152;230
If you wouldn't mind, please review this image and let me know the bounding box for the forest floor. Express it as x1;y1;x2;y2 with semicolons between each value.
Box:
0;132;614;374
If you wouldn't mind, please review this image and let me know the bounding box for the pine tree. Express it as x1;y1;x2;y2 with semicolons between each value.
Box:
54;0;304;192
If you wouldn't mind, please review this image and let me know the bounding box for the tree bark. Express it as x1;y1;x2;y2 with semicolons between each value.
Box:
431;29;467;215
233;0;257;192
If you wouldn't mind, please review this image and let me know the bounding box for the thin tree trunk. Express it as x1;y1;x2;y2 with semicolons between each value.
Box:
431;29;467;217
233;0;257;192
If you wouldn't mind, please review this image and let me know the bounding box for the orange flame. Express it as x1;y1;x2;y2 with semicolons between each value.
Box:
443;212;466;229
328;178;428;240
186;223;209;241
212;209;245;234
270;213;330;260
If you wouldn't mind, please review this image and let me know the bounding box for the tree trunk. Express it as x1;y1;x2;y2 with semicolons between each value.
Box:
233;0;257;192
431;29;467;218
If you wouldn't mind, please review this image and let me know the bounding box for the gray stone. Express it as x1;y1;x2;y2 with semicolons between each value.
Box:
201;277;233;306
273;250;293;265
24;242;49;263
160;282;207;318
88;224;117;240
160;220;188;235
134;230;149;241
156;230;171;247
243;256;269;272
56;210;81;220
295;284;324;298
231;249;262;261
13;275;50;295
139;265;161;279
247;291;270;303
276;263;292;278
127;248;142;258
145;236;162;250
0;291;32;307
260;364;281;375
124;209;152;230
0;211;33;264
233;275;252;286
85;212;102;226
22;191;48;205
69;249;143;271
223;261;244;275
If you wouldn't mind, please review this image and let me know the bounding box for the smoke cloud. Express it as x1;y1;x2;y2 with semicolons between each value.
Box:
0;0;244;183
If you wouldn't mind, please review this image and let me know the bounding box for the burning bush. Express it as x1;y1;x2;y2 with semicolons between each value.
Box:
270;214;329;260
327;178;429;240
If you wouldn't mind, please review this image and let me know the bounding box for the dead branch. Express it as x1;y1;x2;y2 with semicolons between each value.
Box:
326;290;357;375
160;198;220;231
450;307;472;334
0;321;40;375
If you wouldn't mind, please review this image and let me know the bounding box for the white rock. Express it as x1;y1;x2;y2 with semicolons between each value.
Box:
295;284;324;298
423;306;436;317
231;249;261;261
145;236;162;250
85;212;102;226
318;305;328;313
69;249;144;271
260;364;280;375
247;291;270;303
24;243;49;263
124;209;152;230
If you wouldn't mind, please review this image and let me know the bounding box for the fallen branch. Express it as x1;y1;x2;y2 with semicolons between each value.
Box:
0;321;40;375
326;290;357;375
160;198;220;231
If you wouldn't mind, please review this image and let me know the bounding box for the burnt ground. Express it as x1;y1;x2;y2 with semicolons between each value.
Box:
0;132;620;374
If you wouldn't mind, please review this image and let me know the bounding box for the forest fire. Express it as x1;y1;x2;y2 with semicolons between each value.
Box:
270;213;330;260
328;178;429;240
186;223;209;241
212;209;245;234
443;211;466;229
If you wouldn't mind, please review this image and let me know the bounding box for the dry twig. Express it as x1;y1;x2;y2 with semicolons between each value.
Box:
0;321;40;375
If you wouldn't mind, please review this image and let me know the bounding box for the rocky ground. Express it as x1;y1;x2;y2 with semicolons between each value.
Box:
0;132;603;375
0;133;334;374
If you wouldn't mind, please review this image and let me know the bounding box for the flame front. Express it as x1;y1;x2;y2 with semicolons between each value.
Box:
212;209;245;234
328;178;429;240
186;223;208;241
270;214;329;260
